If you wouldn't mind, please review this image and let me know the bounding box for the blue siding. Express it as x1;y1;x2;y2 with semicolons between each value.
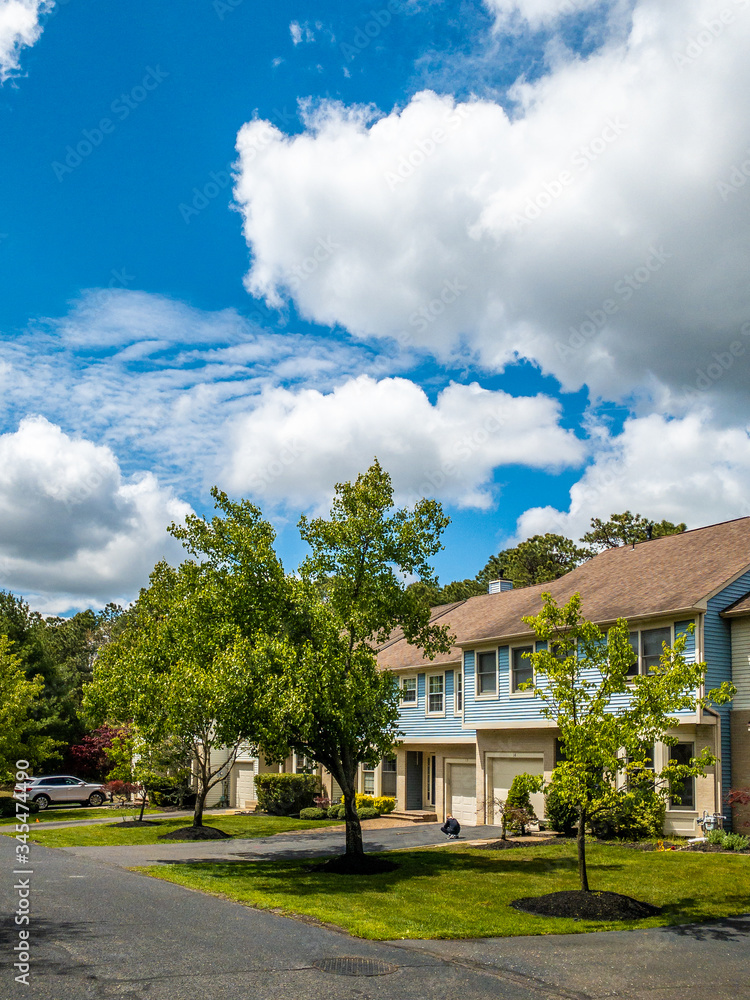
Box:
464;643;545;726
396;667;468;739
706;569;750;810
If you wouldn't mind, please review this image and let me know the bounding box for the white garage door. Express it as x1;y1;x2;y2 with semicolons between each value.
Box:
491;757;544;824
235;763;256;809
448;763;476;826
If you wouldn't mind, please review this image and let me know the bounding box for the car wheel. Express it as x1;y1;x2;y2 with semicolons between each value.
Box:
88;792;105;807
33;794;50;810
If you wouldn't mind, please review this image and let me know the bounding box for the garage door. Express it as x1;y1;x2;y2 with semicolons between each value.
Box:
491;757;544;824
447;763;476;826
235;764;256;809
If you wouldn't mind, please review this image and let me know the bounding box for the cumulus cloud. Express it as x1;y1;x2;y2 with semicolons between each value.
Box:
515;410;750;541
0;417;191;613
233;0;750;419
225;376;585;510
0;0;53;82
485;0;611;31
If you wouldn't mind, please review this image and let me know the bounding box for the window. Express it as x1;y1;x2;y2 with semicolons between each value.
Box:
554;737;566;766
294;754;314;773
511;645;534;693
362;763;375;795
669;743;695;809
628;745;655;791
427;674;444;714
381;756;397;797
476;651;497;695
454;669;463;714
627;627;672;677
400;676;417;705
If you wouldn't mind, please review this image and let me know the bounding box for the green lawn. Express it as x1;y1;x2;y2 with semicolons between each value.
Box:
138;842;750;939
3;814;342;846
0;806;162;825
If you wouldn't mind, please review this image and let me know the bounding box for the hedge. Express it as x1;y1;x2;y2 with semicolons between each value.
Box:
299;807;328;820
254;773;321;816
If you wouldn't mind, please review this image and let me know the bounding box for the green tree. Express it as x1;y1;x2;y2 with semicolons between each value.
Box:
475;551;512;587
0;635;60;779
581;512;686;551
253;461;454;865
522;593;734;892
503;533;590;589
84;490;287;829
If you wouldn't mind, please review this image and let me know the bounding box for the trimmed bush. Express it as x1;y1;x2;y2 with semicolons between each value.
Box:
357;806;380;820
374;796;396;814
590;792;665;840
254;773;321;816
504;772;540;834
299;807;328;820
0;797;39;818
327;804;345;819
355;793;374;809
146;775;196;809
544;783;577;836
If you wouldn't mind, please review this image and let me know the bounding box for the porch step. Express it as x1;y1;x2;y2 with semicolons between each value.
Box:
389;810;438;823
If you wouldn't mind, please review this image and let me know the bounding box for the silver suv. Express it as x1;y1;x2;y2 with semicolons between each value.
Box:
14;775;107;810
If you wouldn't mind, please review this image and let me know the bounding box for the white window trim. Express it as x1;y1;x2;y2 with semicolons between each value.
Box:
400;674;418;707
426;672;446;717
509;643;535;697
454;667;463;717
475;649;499;700
626;623;675;680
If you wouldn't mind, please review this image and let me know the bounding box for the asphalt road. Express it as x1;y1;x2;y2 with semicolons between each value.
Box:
3;830;750;1000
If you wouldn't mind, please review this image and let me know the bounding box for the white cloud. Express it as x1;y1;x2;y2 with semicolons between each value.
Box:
233;0;750;419
225;375;585;510
0;0;53;83
0;417;192;613
484;0;610;31
515;410;750;540
289;19;315;45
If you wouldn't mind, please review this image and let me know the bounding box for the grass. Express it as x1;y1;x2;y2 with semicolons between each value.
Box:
2;813;342;846
137;841;750;939
0;806;162;825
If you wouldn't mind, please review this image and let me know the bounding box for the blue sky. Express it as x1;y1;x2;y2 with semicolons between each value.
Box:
1;0;749;613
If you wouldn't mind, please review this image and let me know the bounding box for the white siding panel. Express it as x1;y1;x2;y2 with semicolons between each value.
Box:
732;618;750;710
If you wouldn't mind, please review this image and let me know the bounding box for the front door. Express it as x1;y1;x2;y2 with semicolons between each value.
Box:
406;751;423;810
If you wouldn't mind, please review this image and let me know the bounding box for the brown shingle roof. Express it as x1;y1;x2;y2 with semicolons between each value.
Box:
377;516;750;670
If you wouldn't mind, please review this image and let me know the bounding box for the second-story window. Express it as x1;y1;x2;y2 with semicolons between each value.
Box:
511;645;534;692
627;627;672;676
427;674;444;714
401;677;417;704
455;670;463;714
476;651;497;695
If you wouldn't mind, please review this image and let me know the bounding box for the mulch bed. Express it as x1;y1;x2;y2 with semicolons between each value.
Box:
304;855;399;875
475;838;561;851
107;820;160;828
511;890;661;921
158;825;232;841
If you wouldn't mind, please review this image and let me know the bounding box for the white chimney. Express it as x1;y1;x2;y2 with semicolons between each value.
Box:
488;579;513;594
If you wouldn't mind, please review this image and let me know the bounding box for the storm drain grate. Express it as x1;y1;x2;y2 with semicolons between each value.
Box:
312;957;399;977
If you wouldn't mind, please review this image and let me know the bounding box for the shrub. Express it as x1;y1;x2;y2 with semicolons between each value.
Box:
355;794;374;809
504;773;542;834
327;803;345;819
590;792;665;840
357;806;380;820
374;796;396;814
544;782;577;836
707;828;725;845
721;832;750;851
313;794;330;810
0;797;39;818
299;807;328;820
254;773;321;816
146;775;195;809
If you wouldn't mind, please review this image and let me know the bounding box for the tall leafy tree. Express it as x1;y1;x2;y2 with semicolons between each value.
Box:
522;593;734;892
0;635;60;780
253;461;453;866
581;512;687;551
84;490;287;829
503;533;591;588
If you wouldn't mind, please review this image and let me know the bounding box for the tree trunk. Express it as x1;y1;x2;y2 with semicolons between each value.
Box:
577;805;589;891
342;782;364;857
193;784;208;828
138;786;147;822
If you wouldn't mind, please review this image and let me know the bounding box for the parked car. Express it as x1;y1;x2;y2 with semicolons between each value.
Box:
13;776;108;810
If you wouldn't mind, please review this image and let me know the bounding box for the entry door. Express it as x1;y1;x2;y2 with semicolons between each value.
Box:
235;763;256;809
406;751;423;810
